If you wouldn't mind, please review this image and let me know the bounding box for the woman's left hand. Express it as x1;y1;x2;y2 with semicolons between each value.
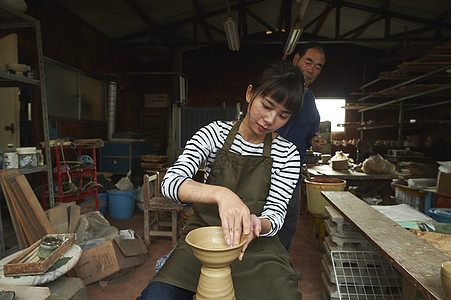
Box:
238;214;261;261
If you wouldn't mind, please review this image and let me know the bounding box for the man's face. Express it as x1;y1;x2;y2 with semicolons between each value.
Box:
293;48;325;86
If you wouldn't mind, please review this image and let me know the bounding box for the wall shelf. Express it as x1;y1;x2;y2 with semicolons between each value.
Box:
0;4;54;207
0;4;54;260
353;41;451;150
0;71;40;87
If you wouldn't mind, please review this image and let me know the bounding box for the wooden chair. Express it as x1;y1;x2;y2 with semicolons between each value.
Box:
143;172;184;246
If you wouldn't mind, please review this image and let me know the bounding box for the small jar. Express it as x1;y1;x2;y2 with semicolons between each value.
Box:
3;144;18;169
37;236;62;259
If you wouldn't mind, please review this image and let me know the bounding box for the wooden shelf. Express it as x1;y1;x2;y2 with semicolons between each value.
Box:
398;61;451;72
0;3;54;208
356;120;451;131
18;165;48;175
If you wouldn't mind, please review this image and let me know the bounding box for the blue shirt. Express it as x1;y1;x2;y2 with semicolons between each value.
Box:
276;89;320;166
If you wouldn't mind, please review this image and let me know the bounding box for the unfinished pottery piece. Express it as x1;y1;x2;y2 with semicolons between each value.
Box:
7;63;30;75
186;226;247;300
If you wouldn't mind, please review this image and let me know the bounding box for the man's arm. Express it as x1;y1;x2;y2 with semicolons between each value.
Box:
311;135;327;151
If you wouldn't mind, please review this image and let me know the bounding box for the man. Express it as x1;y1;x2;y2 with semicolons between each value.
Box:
277;42;328;252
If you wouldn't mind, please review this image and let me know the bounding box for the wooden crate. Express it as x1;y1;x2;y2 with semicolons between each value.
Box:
4;233;75;276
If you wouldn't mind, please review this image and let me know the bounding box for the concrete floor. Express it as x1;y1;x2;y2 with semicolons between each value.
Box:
86;209;325;300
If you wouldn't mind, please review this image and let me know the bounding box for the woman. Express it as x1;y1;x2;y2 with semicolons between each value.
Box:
138;60;305;300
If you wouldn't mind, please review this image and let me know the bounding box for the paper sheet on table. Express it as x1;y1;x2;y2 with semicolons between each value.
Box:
396;221;421;230
371;204;436;223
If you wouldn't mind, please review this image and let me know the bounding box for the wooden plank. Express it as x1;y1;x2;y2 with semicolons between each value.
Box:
0;170;26;248
0;284;50;300
15;175;54;234
68;204;81;233
7;241;40;265
45;202;80;234
9;182;39;246
322;191;449;300
45;203;71;234
10;180;45;242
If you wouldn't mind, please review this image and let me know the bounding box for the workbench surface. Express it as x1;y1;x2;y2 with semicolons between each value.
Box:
322;191;449;300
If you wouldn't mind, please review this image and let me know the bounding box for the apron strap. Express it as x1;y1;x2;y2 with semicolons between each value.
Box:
223;120;273;156
263;131;272;157
221;120;241;152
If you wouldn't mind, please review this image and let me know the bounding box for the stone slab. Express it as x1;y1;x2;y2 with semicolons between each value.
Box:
44;276;87;300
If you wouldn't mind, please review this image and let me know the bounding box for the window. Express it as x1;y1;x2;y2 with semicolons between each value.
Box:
316;98;346;132
44;58;106;121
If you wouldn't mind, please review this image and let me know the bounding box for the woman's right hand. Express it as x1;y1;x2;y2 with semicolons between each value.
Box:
177;181;252;248
215;187;251;248
238;214;261;260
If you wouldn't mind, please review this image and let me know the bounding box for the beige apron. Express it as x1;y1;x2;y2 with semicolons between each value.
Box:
153;121;301;299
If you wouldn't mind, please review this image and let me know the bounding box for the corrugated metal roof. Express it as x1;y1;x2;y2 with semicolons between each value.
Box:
54;0;451;62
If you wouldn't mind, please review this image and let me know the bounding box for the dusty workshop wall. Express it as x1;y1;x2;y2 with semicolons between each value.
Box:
20;1;144;142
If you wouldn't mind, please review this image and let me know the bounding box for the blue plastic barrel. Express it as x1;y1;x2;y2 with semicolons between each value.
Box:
107;190;136;220
428;208;451;224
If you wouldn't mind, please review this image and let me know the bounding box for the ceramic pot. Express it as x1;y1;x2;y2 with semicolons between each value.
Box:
186;226;247;300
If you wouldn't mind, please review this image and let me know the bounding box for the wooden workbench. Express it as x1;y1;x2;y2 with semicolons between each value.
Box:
307;164;400;203
322;191;449;300
307;164;400;180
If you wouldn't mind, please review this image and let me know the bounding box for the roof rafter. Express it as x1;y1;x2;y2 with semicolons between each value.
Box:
191;0;214;41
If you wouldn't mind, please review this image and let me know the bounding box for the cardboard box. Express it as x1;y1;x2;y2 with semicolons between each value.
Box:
73;239;148;285
144;93;170;108
437;171;451;197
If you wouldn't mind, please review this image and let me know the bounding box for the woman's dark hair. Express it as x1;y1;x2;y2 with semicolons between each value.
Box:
244;60;305;123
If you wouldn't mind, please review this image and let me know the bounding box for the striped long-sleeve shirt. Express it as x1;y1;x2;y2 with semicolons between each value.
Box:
161;120;301;236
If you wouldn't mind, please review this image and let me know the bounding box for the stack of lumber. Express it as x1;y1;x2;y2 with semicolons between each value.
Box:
0;170;54;249
45;202;80;234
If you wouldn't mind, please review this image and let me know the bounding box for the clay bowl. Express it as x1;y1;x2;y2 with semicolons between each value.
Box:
7;63;30;75
441;261;451;298
186;226;247;268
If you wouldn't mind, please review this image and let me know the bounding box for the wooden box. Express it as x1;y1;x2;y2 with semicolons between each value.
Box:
332;160;349;170
4;233;76;276
437;171;451;198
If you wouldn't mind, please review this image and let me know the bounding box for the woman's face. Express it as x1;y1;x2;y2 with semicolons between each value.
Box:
244;85;293;138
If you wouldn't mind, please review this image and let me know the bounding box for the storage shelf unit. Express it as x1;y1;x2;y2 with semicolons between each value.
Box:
0;4;54;259
353;41;451;148
0;4;54;206
41;147;98;210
